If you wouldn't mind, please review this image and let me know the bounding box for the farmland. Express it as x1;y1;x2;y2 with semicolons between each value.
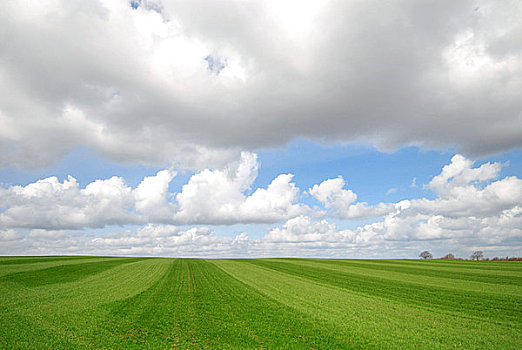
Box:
1;257;521;349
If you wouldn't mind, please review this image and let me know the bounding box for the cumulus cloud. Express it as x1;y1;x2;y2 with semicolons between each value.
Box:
0;154;520;257
90;225;238;256
309;177;357;210
0;175;136;229
0;229;21;241
308;154;521;224
309;177;394;219
1;0;521;170
172;152;307;224
238;174;306;223
409;155;522;217
134;169;176;221
259;154;522;256
0;152;306;229
0;224;249;257
426;154;502;195
172;152;259;224
264;215;355;243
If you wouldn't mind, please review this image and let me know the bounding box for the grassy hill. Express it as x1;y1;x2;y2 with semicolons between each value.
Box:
1;257;520;348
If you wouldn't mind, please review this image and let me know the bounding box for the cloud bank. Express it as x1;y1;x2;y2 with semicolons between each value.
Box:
1;0;521;169
1;153;520;257
0;153;306;229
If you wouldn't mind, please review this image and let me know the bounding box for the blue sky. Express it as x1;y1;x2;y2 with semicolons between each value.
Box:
3;141;521;209
0;0;521;258
1;141;520;257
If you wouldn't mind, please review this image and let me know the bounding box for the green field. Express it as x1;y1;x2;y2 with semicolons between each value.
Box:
1;257;521;349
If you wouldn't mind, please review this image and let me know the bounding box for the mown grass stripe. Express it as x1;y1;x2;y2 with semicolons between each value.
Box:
0;256;95;265
0;258;141;287
214;259;522;349
0;258;173;349
0;258;170;311
90;259;350;348
1;257;521;349
361;259;522;272
0;257;130;278
241;259;522;326
282;258;522;296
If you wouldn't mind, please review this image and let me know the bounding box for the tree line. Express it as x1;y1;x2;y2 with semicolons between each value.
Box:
419;250;522;261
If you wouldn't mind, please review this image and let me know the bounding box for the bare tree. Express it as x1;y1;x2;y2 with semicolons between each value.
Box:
419;251;433;259
442;253;455;259
471;251;484;261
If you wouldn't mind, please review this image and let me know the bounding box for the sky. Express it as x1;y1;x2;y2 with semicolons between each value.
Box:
0;0;521;258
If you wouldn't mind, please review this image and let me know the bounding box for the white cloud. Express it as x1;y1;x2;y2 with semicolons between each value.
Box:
134;169;176;221
265;216;337;243
307;154;521;225
427;154;502;196
309;177;357;210
28;229;67;240
0;229;21;241
334;155;522;247
309;176;394;219
240;174;306;222
0;153;520;258
0;152;306;229
257;154;522;256
88;225;249;257
0;175;136;229
172;152;259;224
341;202;396;220
0;1;521;170
173;152;307;224
409;156;521;218
135;223;180;238
386;188;397;195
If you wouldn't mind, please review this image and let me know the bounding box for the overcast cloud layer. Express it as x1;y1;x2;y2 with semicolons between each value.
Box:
1;153;521;257
1;0;521;169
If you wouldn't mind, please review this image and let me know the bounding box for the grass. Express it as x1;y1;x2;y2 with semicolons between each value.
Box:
0;257;520;349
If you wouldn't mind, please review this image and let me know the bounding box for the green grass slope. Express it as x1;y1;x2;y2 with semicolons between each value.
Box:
0;257;520;349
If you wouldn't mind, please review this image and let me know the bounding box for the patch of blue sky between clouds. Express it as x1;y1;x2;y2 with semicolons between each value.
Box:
130;0;140;10
130;0;162;14
255;140;448;206
2;141;521;253
256;140;522;207
204;55;227;75
479;149;522;179
2;142;520;216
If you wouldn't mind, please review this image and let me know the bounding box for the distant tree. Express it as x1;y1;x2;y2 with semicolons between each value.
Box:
442;253;455;259
419;251;433;259
471;251;484;261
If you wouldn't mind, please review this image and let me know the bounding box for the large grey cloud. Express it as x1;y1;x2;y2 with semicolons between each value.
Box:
1;0;521;169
